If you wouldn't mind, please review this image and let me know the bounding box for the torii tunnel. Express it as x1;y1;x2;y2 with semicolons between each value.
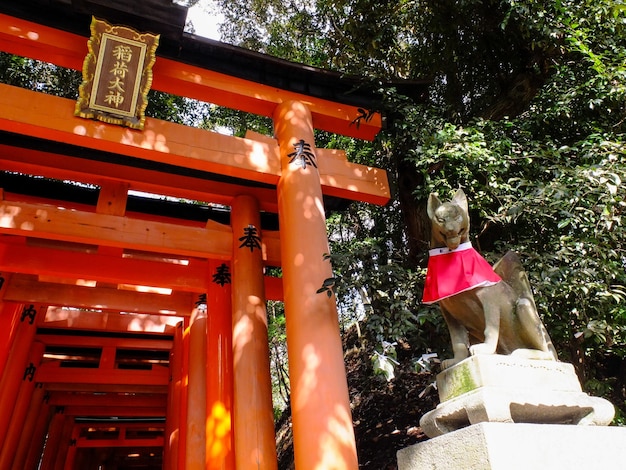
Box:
0;2;392;469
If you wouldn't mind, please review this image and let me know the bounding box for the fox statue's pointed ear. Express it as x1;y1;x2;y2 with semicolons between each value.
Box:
427;193;441;219
452;189;468;213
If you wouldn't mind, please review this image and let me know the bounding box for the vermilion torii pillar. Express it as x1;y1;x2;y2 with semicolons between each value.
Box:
165;322;183;470
186;305;208;469
274;100;359;470
231;195;277;469
0;299;21;378
0;341;45;469
206;260;234;470
13;382;51;470
0;303;42;447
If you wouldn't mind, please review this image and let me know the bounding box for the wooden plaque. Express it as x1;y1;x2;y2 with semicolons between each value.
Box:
75;17;159;130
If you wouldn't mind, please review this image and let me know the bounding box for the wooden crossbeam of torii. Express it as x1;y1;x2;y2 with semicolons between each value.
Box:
46;392;167;410
0;13;383;141
0;83;389;210
71;422;166;449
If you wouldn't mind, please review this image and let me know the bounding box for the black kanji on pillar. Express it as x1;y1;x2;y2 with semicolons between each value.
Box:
195;293;207;311
212;263;231;286
20;304;37;324
288;139;317;169
23;362;36;381
238;225;262;252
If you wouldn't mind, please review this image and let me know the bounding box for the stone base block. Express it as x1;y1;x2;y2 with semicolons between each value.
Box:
420;385;615;437
436;355;581;403
398;422;626;470
420;355;615;437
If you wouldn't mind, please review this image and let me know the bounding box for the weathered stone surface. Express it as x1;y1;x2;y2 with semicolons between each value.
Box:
419;355;614;437
436;355;581;402
398;422;626;470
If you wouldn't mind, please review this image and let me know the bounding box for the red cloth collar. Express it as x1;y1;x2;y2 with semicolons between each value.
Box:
422;243;501;304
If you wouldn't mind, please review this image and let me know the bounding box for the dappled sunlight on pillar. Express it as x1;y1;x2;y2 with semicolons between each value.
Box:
316;404;360;470
206;401;232;461
293;344;321;408
232;314;253;367
302;194;325;220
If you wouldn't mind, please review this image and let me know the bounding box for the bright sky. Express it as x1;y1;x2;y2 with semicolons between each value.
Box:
186;1;224;40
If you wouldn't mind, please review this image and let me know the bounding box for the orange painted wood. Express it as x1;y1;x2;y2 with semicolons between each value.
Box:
231;195;278;470
74;422;165;430
206;260;234;470
0;195;283;266
62;426;81;470
36;334;172;352
4;275;196;316
0;14;382;141
0;300;21;378
186;307;207;469
0;149;279;213
97;181;129;216
245;133;391;205
0;84;280;183
24;409;53;470
14;388;51;470
98;346;116;369
0;341;45;469
53;414;75;470
274;101;358;470
0;303;42;447
44;382;166;394
38;410;66;470
0;241;206;291
40;306;181;333
47;392;167;408
62;406;165;417
0;237;283;301
35;362;169;386
152;59;382;141
0;14;85;70
74;437;165;448
0;84;389;205
179;323;190;470
165;322;183;470
0;236;279;291
264;275;284;301
317;153;391;204
0;197;233;260
262;230;282;267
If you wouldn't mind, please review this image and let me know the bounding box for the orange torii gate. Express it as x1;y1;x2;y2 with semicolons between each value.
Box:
0;2;398;469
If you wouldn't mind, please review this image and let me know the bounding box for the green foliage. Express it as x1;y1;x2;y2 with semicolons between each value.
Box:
371;341;399;381
145;91;210;126
267;300;290;412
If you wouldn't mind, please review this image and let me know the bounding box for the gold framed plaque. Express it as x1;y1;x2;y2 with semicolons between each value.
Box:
75;17;160;130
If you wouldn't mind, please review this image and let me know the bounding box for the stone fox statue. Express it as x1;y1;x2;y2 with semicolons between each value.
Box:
423;189;558;369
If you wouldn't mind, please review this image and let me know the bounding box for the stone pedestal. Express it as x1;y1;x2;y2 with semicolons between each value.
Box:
397;422;626;470
420;355;614;437
397;355;618;469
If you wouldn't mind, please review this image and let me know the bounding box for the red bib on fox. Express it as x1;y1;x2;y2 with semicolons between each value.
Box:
422;242;502;304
